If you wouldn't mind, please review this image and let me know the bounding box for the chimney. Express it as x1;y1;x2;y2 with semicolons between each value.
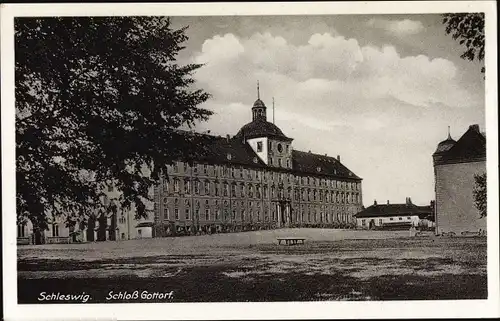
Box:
387;200;390;205
308;150;311;153
324;153;327;157
226;134;230;142
337;155;340;161
406;197;412;205
373;199;377;206
469;124;480;132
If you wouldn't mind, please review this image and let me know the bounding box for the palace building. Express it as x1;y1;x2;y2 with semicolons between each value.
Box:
153;90;363;236
17;88;363;244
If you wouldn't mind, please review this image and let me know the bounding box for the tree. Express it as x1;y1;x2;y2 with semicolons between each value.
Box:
473;172;487;217
442;13;485;73
15;17;213;230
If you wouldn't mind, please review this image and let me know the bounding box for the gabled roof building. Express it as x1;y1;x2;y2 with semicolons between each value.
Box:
354;198;434;230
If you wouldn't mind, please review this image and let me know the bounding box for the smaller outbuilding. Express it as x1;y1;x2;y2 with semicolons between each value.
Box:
354;198;434;230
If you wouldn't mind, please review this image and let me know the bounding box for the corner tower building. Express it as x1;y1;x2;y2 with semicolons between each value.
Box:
153;89;363;237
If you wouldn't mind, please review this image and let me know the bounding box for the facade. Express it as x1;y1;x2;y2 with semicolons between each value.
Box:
433;124;486;235
153;93;363;236
17;186;153;245
354;198;434;230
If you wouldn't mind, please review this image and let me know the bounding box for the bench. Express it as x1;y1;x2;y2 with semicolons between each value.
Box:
277;237;306;245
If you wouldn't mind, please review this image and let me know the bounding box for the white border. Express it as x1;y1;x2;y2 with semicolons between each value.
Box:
2;2;498;320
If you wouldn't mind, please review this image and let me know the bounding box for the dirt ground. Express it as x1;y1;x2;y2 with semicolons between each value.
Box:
17;228;487;303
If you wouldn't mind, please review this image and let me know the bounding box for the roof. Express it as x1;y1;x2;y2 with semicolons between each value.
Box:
292;150;361;180
197;136;268;168
252;99;266;109
175;131;361;180
355;203;432;218
435;124;486;165
434;136;456;154
235;118;293;141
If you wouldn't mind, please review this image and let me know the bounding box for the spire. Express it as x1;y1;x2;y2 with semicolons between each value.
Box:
257;80;260;100
447;126;451;140
272;97;275;124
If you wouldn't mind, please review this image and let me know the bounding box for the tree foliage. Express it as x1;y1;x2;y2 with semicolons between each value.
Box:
16;17;213;229
442;13;485;73
473;172;487;218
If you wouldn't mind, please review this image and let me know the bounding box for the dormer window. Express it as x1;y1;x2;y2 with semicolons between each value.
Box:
277;143;283;153
317;166;321;172
253;157;258;163
227;153;232;160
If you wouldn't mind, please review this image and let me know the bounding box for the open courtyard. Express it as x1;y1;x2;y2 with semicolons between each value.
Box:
17;229;487;303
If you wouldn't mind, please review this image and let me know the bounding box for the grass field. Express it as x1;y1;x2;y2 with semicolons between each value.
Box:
17;228;487;303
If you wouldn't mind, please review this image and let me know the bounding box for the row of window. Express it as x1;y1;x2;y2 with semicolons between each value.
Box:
360;216;413;225
168;163;360;190
163;179;361;204
256;140;290;155
162;207;353;223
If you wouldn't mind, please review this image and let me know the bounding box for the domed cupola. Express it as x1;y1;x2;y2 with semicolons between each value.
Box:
252;81;267;121
433;126;456;165
434;127;456;154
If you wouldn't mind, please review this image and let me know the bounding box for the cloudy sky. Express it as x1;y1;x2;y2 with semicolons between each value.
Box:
170;14;485;207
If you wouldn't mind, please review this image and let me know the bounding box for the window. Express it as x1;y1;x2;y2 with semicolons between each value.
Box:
407;216;411;220
52;223;59;237
231;167;235;178
184;180;191;194
215;182;219;196
193;163;198;174
103;195;109;206
285;145;289;153
203;164;208;175
277;143;283;153
268;141;272;150
173;162;179;173
278;158;282;167
223;182;229;196
379;219;383;225
286;159;290;168
232;210;236;220
257;141;263;152
361;219;366;226
108;185;113;192
174;179;180;193
232;184;237;197
185;208;191;220
163;208;169;220
399;217;403;221
216;210;221;220
204;181;210;195
241;210;245;220
138;229;142;236
269;158;273;166
389;217;394;221
205;209;210;221
194;181;200;195
121;233;126;239
175;209;180;220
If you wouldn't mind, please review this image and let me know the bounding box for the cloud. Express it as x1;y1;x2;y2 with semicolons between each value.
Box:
190;31;484;206
366;18;425;36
